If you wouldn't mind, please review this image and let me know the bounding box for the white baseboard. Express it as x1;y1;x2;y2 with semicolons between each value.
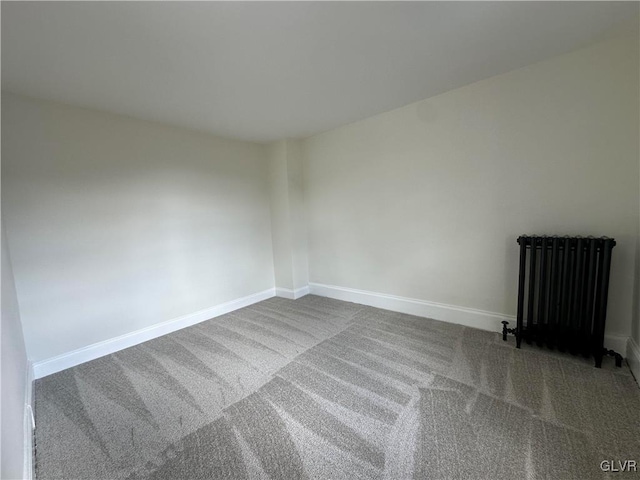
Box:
627;337;640;382
309;282;514;332
23;360;34;480
275;286;310;300
30;282;633;380
308;283;630;356
33;288;276;379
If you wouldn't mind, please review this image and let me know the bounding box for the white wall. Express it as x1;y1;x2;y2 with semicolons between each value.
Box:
1;223;30;480
2;93;274;363
284;140;309;292
268;139;309;296
630;88;640;377
304;32;639;339
268;141;294;290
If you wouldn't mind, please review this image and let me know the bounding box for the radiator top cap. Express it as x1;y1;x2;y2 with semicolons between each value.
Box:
517;235;616;247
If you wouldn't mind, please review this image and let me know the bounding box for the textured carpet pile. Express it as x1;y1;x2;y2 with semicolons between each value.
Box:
34;295;640;479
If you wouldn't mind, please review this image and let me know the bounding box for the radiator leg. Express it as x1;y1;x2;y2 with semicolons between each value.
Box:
594;353;603;369
615;353;623;368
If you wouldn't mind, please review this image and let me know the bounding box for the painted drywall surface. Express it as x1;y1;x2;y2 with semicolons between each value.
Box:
1;224;29;479
285;140;309;290
632;234;640;369
268;140;294;290
2;93;275;362
632;93;640;374
268;139;309;292
634;102;640;351
304;32;639;338
635;24;640;351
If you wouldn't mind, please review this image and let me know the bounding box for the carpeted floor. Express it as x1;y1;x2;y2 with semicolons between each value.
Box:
34;295;640;479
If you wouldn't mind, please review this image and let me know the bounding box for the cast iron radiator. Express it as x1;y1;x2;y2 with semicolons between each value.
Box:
502;235;620;368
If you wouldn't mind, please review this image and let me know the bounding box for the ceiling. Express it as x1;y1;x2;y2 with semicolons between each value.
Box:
2;2;638;143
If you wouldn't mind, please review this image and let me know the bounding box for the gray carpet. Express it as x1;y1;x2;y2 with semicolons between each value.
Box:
34;295;640;479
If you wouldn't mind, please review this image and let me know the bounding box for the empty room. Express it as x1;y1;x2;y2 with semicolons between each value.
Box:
2;2;639;479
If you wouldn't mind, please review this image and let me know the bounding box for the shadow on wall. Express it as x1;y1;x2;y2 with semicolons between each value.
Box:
503;236;519;315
